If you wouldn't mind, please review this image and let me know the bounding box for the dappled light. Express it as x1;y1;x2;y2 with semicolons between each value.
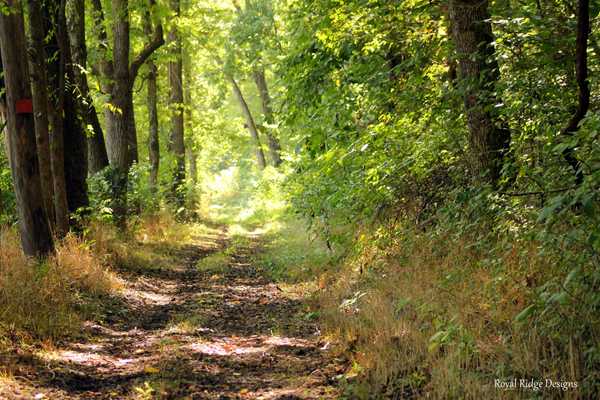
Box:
0;220;341;399
1;0;599;398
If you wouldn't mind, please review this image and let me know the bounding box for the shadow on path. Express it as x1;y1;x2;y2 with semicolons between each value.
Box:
2;228;342;399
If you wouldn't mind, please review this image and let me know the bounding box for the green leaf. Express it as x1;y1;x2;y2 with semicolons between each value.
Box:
515;305;535;323
552;142;571;154
537;195;564;222
563;268;580;288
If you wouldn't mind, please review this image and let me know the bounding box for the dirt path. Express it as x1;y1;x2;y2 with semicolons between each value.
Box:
2;228;343;399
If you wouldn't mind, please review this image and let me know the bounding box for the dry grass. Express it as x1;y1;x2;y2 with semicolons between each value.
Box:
0;213;196;345
0;228;120;341
134;212;198;245
85;212;212;274
317;226;592;399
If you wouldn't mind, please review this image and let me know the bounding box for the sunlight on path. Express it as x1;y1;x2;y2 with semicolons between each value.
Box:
1;226;342;399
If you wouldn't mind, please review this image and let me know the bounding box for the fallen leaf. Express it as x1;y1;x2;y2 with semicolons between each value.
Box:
144;366;160;374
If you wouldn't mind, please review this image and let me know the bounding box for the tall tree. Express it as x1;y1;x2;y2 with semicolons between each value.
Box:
25;0;55;225
253;68;282;166
89;0;116;160
561;0;589;184
168;0;186;206
92;0;164;225
147;62;160;191
126;95;138;166
45;0;90;221
448;0;510;184
66;0;109;175
230;76;267;169
230;0;279;168
0;1;54;256
144;16;160;193
107;0;135;225
183;49;197;187
43;1;70;236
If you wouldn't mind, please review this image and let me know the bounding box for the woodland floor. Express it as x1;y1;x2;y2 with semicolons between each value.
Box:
0;225;344;399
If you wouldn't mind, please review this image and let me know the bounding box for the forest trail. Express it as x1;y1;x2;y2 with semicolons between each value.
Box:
2;226;342;399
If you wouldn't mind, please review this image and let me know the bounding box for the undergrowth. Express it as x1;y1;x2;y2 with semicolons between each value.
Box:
256;218;334;284
0;212;198;350
304;212;599;399
0;228;119;342
247;180;600;398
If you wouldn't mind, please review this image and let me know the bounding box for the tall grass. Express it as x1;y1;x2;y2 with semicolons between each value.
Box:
0;213;196;344
316;223;598;398
0;228;120;340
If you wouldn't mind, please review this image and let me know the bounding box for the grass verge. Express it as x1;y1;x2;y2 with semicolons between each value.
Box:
252;214;599;398
0;212;205;349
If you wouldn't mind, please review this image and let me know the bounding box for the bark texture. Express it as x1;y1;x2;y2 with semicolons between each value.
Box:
127;95;138;166
43;1;70;236
147;60;160;191
54;0;90;216
561;0;589;184
448;0;510;184
25;0;55;225
143;7;160;192
230;77;267;170
253;68;282;167
105;0;132;226
66;0;109;175
168;0;186;206
0;2;54;256
90;0;114;94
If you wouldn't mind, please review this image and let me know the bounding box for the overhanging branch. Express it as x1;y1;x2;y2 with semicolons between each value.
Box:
129;24;164;82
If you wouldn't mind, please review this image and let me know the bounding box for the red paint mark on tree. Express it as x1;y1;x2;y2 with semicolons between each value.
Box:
16;98;33;114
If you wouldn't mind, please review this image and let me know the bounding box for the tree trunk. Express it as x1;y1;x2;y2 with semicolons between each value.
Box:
448;0;510;184
90;0;114;95
147;59;160;192
127;0;163;171
90;0;117;180
48;107;69;236
25;0;55;226
168;0;186;207
66;0;109;175
143;10;160;193
86;100;109;174
230;76;267;169
63;95;89;215
0;2;54;256
105;0;132;227
561;0;589;184
253;68;282;167
183;45;199;194
187;147;197;185
43;1;69;236
55;0;89;217
126;94;138;166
